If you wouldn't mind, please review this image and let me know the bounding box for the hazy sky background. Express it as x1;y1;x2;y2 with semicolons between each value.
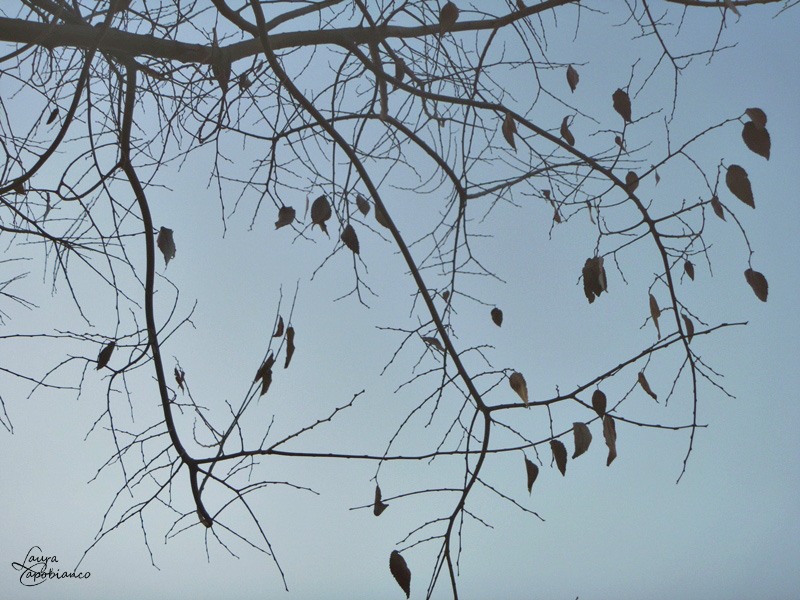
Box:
1;2;799;599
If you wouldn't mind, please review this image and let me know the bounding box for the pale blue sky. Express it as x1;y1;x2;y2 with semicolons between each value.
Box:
1;2;798;599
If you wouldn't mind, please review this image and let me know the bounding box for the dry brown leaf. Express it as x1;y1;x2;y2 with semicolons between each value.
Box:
560;116;575;146
256;354;275;396
46;108;59;124
566;65;579;93
311;195;332;234
157;227;176;267
649;293;661;338
638;371;658;401
741;121;770;160
603;415;617;466
491;307;503;327
374;485;388;516
502;113;517;150
625;171;639;193
524;457;539;493
726;165;754;208
422;336;444;352
550;439;567;476
723;0;741;16
341;223;360;254
684;260;695;281
375;202;391;229
284;327;295;369
174;366;185;392
441;290;451;302
273;316;284;338
710;195;726;221
389;551;411;598
275;206;295;229
612;88;631;123
592;389;607;417
582;256;607;304
509;372;529;407
572;422;592;459
744;268;768;302
682;314;695;344
356;194;370;216
210;29;231;95
96;341;115;370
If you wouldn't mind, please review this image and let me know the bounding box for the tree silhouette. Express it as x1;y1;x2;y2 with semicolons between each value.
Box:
0;1;788;597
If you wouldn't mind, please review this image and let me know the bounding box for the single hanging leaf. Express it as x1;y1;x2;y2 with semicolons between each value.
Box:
375;202;391;229
723;0;741;16
502;113;517;150
625;171;639;193
238;72;251;91
654;169;661;185
311;195;332;234
710;195;726;221
725;165;754;208
284;327;295;368
612;88;632;123
638;371;658;401
157;227;176;267
210;29;231;95
441;290;450;302
275;206;295;229
741;121;770;160
389;551;411;599
356;194;370;216
374;485;388;516
745;108;767;129
46;108;59;124
560;116;575;146
566;65;579;93
491;307;503;327
439;1;459;31
341;224;360;254
524;457;539;493
553;207;562;223
572;422;592;459
744;268;768;302
603;415;617;466
649;294;661;338
422;336;444;352
256;354;275;396
273;316;284;338
582;256;607;303
682;314;695;344
96;341;116;370
592;389;607;417
684;260;695;281
509;372;529;407
174;366;185;392
550;439;567;476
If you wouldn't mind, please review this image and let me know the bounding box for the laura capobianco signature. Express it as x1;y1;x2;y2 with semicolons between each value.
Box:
10;546;91;587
